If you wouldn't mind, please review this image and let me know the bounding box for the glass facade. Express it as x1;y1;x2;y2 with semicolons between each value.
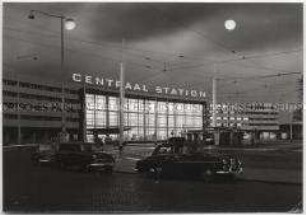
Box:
85;94;204;142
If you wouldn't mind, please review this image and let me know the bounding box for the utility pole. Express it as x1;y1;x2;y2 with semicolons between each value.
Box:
28;10;76;143
83;82;87;142
17;75;21;145
212;64;219;145
119;39;125;151
212;77;217;128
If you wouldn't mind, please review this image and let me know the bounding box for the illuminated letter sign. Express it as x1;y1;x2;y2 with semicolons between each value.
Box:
71;73;206;99
72;73;82;82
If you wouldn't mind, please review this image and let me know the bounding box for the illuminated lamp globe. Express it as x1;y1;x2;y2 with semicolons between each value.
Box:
65;18;76;30
224;19;236;31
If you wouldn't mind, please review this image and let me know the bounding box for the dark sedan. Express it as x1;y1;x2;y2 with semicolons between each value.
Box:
135;142;243;181
31;142;115;174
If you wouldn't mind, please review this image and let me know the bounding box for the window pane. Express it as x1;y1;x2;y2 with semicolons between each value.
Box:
157;115;167;127
109;111;119;126
146;100;156;113
96;95;106;110
158;101;167;113
109;96;119;111
129;113;138;126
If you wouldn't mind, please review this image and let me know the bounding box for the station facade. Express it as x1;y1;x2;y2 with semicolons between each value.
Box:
3;73;207;145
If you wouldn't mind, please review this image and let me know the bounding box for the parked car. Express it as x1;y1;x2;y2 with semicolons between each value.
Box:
31;144;56;166
55;142;115;173
135;142;243;181
32;142;115;174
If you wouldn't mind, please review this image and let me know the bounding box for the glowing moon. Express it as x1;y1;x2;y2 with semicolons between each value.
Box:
224;19;236;31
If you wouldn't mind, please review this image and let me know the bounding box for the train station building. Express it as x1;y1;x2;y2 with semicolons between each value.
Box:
3;73;207;145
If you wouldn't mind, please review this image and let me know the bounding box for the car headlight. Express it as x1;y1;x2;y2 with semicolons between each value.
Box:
222;159;228;164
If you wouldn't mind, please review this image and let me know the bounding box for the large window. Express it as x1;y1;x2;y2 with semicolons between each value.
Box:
85;93;204;142
85;94;107;129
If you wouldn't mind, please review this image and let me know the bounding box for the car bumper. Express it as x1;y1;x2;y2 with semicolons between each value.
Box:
216;167;243;175
87;163;114;171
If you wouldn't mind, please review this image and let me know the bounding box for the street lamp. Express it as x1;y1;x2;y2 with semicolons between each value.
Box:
28;10;76;141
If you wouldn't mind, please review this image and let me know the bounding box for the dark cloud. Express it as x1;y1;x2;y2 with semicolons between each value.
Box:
3;3;303;103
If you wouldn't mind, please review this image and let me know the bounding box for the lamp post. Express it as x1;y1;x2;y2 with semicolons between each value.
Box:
28;10;76;140
119;39;126;152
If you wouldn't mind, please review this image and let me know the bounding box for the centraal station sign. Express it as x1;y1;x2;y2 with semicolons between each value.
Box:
72;73;206;99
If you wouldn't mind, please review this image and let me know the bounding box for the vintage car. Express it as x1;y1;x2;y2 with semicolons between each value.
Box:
55;143;115;173
31;144;56;166
135;141;243;181
32;142;115;173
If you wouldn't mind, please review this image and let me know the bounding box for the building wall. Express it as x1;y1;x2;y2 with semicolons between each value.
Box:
209;103;280;142
3;75;82;145
84;92;205;142
3;75;207;144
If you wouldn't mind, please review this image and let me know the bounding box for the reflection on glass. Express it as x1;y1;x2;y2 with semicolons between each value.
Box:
86;94;204;142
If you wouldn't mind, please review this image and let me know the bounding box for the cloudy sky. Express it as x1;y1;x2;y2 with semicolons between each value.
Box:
3;2;303;104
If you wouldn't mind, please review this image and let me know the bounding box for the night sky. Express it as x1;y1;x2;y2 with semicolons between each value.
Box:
3;2;303;104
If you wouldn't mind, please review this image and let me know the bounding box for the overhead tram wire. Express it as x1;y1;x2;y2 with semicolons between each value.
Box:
5;32;172;86
5;24;191;65
148;5;246;60
4;33;167;74
5;33;180;87
7;13;248;65
5;6;233;63
5;25;302;74
4;26;165;64
6;32;300;98
5;26;184;74
169;48;301;72
6;9;302;68
5;24;301;89
190;71;301;89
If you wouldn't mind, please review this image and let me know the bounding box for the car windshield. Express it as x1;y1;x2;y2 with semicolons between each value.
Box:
153;144;222;156
158;146;173;154
38;144;53;152
58;144;81;152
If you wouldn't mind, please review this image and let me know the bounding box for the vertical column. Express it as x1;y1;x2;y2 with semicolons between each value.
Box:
154;99;158;144
60;17;66;134
119;39;125;148
82;86;87;142
143;99;146;141
106;96;109;129
166;99;169;139
290;123;293;142
93;95;96;130
212;74;220;146
212;77;217;128
173;103;177;136
17;77;21;145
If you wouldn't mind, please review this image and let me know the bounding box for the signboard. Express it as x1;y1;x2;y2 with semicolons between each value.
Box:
72;73;206;99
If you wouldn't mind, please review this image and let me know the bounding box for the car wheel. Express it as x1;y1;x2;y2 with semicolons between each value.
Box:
93;170;104;178
105;167;113;174
201;169;214;183
32;159;39;167
59;161;66;170
149;166;162;181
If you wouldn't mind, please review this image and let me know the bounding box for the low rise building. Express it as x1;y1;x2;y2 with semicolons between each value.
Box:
209;103;280;144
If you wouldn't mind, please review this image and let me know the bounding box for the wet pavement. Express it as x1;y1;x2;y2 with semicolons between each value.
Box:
3;146;302;213
3;166;302;213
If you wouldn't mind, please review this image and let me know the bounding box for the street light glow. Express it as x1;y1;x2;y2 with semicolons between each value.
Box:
224;19;236;31
65;18;76;30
